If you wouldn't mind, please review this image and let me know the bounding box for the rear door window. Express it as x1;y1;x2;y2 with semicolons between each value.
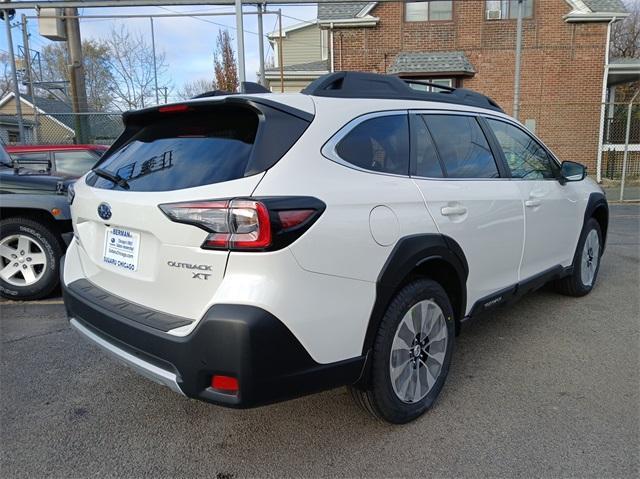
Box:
410;114;444;178
422;114;500;178
335;114;410;175
88;108;259;191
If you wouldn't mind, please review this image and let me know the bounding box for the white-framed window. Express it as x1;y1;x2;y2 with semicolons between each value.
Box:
485;0;533;20
320;29;329;61
405;1;453;22
407;78;453;92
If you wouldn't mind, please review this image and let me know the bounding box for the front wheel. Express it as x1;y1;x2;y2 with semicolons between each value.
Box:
350;279;455;424
553;218;603;297
0;217;63;300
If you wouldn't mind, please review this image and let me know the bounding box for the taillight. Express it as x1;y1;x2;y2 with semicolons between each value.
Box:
277;209;314;229
159;197;324;251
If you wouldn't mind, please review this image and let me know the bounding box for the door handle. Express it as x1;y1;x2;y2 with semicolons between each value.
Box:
441;205;467;216
525;199;542;208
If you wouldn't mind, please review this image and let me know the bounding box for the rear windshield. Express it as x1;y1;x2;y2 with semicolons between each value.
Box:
87;108;259;192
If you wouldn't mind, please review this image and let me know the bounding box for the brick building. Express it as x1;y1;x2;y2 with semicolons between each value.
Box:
316;0;630;171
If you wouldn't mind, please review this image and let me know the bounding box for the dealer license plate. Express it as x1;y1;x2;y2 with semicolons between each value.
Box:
103;227;140;272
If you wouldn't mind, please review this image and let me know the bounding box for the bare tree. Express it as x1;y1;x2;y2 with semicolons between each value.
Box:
611;0;640;59
214;30;239;93
106;25;169;111
41;40;114;110
176;78;216;100
0;53;13;99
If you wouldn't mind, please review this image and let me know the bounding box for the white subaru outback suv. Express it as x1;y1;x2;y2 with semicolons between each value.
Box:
63;72;607;424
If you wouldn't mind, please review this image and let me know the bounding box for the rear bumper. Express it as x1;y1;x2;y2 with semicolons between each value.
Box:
62;276;365;408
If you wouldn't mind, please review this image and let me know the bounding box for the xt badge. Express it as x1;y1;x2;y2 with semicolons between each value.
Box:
167;261;213;280
192;272;211;280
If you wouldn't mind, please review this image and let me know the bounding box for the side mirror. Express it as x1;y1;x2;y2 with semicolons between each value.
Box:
560;161;586;183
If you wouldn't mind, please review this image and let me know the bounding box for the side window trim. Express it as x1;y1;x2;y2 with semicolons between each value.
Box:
482;115;561;181
321;110;410;178
408;110;505;180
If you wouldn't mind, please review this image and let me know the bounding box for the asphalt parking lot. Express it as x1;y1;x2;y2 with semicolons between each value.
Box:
1;204;638;478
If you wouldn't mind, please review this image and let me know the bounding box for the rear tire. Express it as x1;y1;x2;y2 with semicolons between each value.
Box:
553;218;602;297
0;217;63;301
350;279;455;424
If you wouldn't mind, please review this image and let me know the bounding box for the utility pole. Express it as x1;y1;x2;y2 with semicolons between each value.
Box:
235;0;245;92
20;14;32;97
278;9;283;93
150;17;159;105
65;6;90;143
257;3;265;86
513;0;524;120
2;2;25;143
21;14;38;143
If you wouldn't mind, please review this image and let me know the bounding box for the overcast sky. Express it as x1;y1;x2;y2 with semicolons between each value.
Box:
0;4;318;101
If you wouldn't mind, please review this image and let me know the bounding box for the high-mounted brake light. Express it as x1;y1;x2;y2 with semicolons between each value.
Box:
158;104;190;113
159;197;325;252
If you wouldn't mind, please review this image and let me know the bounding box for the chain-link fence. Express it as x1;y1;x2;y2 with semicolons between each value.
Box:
600;100;640;201
0;112;124;146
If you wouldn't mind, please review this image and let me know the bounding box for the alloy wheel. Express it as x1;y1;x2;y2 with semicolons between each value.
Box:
0;234;48;287
581;229;599;287
389;299;448;403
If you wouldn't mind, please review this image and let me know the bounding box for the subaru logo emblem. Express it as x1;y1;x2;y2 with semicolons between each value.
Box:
97;203;112;220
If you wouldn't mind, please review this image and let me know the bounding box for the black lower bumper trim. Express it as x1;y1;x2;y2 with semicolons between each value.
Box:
63;279;365;408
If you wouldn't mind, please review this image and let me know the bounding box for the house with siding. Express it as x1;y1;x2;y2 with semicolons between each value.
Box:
307;0;631;173
265;21;330;92
0;93;75;145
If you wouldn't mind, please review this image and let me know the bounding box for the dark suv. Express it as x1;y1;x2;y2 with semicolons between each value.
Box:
0;144;105;300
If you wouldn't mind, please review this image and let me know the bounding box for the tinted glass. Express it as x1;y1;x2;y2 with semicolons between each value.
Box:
487;118;559;180
89;108;258;191
336;115;410;175
412;115;444;178
54;150;99;177
423;115;499;178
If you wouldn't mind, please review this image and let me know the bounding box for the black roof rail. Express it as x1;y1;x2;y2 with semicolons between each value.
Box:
192;82;270;99
301;71;504;113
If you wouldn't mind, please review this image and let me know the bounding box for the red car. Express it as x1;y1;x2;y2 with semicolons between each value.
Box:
5;144;109;178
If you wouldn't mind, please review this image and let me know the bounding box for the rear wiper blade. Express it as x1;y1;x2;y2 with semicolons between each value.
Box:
92;167;130;190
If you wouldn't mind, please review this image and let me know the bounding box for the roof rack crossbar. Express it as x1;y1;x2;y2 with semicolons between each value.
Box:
301;72;504;113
